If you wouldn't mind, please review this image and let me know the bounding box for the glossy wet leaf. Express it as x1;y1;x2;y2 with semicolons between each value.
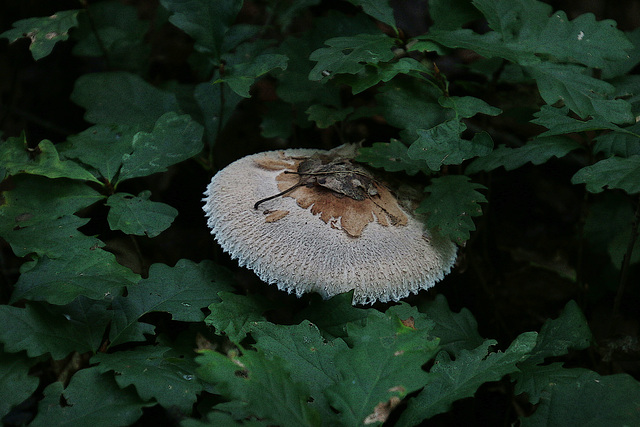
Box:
93;345;203;412
109;260;233;346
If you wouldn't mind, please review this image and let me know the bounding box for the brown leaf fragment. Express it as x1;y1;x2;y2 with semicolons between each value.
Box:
264;210;289;222
400;316;416;329
363;396;401;424
275;157;408;237
293;156;379;200
253;152;297;171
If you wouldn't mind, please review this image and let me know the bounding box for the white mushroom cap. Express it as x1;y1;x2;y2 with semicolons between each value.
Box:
203;147;457;305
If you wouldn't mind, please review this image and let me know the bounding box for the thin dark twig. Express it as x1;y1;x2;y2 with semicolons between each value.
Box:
84;4;112;69
254;183;303;210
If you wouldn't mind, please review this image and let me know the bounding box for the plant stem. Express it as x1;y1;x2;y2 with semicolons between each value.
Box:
612;194;640;320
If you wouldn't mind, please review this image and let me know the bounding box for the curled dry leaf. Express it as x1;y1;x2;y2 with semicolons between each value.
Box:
203;146;457;304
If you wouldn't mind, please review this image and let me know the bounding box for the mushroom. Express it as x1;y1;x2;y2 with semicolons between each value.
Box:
203;145;457;305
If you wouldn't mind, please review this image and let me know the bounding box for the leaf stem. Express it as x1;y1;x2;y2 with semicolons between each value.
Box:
612;193;640;321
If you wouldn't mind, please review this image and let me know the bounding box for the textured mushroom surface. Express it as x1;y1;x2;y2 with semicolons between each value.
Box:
203;147;457;305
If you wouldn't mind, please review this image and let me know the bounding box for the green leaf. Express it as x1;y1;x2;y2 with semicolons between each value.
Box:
294;292;369;339
530;105;628;137
205;292;273;342
72;2;150;73
527;62;625;120
326;305;440;425
71;72;180;130
0;350;39;417
159;0;243;60
425;0;632;69
512;362;571;405
417;175;487;243
357;139;427;175
520;370;640;426
181;409;268;426
571;155;640;194
31;367;149;427
0;175;104;257
428;0;481;30
584;193;640;268
215;54;288;98
5;215;97;259
338;57;433;94
109;260;233;346
0;302;106;359
594;123;640;158
601;28;640;79
408;120;493;171
375;81;447;143
306;105;354;128
418;294;484;358
533;11;633;69
423;28;532;64
439;96;501;118
398;332;537;425
61;124;137;182
525;300;592;366
466;136;583;173
93;345;203;412
196;350;321;426
1;10;80;60
117;112;204;182
11;250;139;306
106;191;178;237
309;34;397;81
0;136;100;183
57;297;114;352
251;321;348;419
195;80;244;148
346;0;396;28
269;0;321;30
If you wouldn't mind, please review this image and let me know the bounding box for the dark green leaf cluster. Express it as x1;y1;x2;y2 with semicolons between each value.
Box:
1;0;640;425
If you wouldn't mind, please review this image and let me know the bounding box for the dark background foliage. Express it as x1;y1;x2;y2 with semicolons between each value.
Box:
1;0;639;425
